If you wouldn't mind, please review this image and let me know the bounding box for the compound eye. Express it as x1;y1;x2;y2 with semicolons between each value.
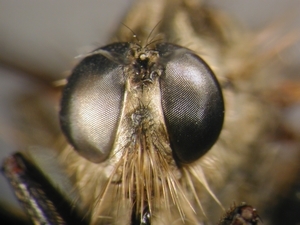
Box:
158;43;224;164
60;43;130;163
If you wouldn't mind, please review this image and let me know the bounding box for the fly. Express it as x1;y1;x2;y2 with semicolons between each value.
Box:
1;0;300;225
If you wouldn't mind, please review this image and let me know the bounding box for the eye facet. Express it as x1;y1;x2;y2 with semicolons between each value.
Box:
60;43;130;163
158;43;224;163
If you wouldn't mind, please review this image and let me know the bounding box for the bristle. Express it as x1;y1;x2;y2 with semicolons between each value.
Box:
187;163;224;211
182;168;206;217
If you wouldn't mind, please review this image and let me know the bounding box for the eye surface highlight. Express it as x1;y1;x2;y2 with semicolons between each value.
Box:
60;43;129;163
158;43;224;163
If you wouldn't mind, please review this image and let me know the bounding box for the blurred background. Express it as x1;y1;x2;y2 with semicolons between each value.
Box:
0;0;299;221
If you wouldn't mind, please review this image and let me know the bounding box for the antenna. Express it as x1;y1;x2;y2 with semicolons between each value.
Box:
121;23;141;44
146;20;162;45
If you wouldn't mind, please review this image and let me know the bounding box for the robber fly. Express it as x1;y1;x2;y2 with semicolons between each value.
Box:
1;0;300;224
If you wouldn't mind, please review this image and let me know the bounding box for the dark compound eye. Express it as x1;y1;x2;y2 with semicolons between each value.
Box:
157;43;224;163
60;43;130;163
60;42;224;164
